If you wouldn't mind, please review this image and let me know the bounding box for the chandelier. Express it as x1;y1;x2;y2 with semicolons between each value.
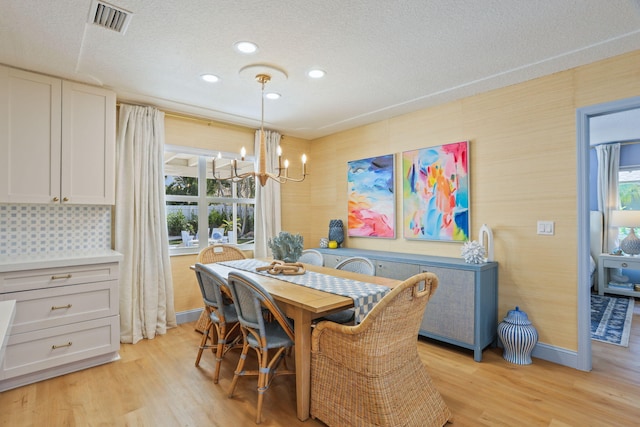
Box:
212;73;307;186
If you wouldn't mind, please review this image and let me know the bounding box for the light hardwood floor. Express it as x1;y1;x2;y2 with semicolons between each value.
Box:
2;304;640;427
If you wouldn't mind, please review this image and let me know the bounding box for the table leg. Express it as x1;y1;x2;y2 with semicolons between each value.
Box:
291;309;312;421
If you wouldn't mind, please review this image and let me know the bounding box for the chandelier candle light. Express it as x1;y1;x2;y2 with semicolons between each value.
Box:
212;73;307;186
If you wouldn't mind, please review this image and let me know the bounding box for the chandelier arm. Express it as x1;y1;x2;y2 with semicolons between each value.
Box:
212;72;308;187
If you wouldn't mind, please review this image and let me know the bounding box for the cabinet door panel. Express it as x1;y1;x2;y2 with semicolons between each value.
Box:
0;66;61;203
420;266;475;345
375;259;419;280
61;81;115;205
323;255;347;268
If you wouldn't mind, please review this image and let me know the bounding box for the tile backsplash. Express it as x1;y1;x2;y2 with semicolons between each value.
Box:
0;204;111;255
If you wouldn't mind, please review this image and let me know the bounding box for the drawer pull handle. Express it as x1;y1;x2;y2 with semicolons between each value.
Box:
622;262;628;268
51;304;72;311
51;274;72;280
52;342;72;350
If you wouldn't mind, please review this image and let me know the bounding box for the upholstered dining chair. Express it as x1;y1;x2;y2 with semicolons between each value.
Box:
194;244;248;333
226;272;296;424
321;256;376;324
193;263;242;383
297;249;324;266
310;272;451;427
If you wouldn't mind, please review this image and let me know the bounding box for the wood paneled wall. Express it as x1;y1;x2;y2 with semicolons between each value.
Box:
165;49;640;353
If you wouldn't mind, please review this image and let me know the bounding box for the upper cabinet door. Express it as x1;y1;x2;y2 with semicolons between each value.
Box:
61;81;116;205
0;66;62;203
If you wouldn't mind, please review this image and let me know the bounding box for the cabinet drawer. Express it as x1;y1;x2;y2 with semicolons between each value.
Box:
0;262;119;293
1;316;119;380
0;280;118;334
602;258;640;270
374;260;420;280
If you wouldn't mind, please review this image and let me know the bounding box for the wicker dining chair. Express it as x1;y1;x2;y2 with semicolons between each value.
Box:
297;249;324;266
193;263;243;383
194;245;247;333
226;272;296;424
321;256;375;324
310;272;452;427
197;244;247;264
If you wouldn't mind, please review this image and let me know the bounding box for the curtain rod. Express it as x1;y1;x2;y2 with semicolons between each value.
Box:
591;140;639;147
116;102;283;138
117;102;222;126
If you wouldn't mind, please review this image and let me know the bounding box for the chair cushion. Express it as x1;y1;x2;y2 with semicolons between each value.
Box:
246;321;294;349
321;308;355;324
209;304;238;323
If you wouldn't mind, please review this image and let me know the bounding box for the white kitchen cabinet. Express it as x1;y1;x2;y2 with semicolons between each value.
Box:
0;65;116;205
0;251;122;391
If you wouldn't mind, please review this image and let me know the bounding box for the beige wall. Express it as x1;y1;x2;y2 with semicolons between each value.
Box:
166;50;640;353
305;50;640;352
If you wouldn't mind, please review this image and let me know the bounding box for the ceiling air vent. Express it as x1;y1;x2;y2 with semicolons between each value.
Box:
88;0;133;34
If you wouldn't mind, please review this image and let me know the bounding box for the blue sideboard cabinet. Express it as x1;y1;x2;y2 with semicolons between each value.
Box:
315;248;498;362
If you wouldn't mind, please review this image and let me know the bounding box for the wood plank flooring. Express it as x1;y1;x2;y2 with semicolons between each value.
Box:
1;303;640;426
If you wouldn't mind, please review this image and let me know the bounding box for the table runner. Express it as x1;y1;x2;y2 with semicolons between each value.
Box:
219;259;390;324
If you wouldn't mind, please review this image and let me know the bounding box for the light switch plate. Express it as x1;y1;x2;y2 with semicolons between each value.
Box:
537;220;554;235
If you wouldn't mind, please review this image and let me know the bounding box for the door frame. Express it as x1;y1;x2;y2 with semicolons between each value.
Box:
576;96;640;371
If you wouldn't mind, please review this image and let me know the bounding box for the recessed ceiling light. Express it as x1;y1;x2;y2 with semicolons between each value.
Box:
307;69;326;79
234;41;258;54
201;74;219;83
265;92;281;100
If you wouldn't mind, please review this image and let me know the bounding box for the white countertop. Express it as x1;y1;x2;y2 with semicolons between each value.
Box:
0;249;123;272
0;300;16;367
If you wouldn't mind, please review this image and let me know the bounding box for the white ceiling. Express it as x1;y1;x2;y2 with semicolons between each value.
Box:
2;0;640;140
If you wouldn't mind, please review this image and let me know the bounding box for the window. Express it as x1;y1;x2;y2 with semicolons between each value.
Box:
616;167;640;242
164;148;255;253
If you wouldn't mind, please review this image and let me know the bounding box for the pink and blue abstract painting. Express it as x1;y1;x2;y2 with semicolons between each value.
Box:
347;154;395;238
402;141;469;241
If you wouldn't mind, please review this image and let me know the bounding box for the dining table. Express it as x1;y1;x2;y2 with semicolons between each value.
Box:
200;259;400;421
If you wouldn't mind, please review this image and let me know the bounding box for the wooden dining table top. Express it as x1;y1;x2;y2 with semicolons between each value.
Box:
199;261;399;317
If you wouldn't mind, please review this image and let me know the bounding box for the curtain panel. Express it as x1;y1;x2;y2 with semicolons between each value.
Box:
254;130;282;258
596;142;620;253
116;104;176;344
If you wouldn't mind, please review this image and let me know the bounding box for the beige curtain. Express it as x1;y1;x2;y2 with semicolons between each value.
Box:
254;130;282;258
596;142;620;252
115;104;176;344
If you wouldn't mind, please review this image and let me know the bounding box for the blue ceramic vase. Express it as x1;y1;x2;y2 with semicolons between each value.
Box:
497;306;538;365
328;219;344;247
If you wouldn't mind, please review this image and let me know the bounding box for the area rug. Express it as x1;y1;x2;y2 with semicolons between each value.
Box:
590;294;634;347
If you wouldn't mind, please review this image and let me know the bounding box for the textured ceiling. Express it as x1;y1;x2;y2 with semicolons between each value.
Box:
1;0;640;139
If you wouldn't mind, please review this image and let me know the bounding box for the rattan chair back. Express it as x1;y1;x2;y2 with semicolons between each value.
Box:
194;244;247;333
197;244;247;264
310;272;452;426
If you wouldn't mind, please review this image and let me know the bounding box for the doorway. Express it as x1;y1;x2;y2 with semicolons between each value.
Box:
576;96;640;371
